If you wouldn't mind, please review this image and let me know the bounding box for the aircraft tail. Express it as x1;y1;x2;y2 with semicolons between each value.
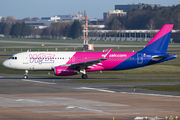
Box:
140;24;173;53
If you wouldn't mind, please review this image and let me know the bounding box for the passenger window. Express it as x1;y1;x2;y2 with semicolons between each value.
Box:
15;57;17;60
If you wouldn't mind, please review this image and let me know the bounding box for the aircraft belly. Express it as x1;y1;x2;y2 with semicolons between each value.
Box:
31;63;52;70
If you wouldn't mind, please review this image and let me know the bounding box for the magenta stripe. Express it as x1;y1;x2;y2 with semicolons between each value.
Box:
146;24;173;47
66;52;137;70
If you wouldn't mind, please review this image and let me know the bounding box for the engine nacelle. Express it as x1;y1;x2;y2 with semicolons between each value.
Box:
54;66;78;76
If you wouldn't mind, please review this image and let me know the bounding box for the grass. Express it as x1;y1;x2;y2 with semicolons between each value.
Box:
0;38;149;45
134;85;180;92
70;79;180;83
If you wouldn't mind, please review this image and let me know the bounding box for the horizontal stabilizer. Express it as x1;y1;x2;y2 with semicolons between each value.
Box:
152;55;174;61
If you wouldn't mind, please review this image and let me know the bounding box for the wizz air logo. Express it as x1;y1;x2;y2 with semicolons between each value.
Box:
29;53;55;64
109;54;127;57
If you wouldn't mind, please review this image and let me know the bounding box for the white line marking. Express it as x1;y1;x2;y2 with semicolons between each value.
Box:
55;113;140;117
80;87;180;98
21;79;57;85
120;92;180;98
66;106;102;112
79;87;116;93
66;106;75;109
16;99;44;103
78;106;102;112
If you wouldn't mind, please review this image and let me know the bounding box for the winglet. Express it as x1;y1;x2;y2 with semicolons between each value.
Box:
105;48;109;52
103;48;113;58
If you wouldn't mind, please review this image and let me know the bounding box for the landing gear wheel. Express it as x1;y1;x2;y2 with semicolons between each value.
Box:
23;70;28;79
82;74;88;79
23;75;28;79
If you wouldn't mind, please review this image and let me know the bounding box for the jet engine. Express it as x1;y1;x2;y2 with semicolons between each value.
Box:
54;66;78;76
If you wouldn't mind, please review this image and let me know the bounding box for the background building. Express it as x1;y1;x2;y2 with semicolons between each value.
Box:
25;14;84;29
103;10;127;22
25;16;60;29
115;3;161;12
0;16;3;22
57;14;84;21
88;19;105;29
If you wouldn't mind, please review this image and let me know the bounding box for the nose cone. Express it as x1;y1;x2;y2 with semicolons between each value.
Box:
2;60;8;68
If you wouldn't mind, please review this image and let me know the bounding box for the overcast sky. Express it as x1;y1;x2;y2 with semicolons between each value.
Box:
1;0;179;19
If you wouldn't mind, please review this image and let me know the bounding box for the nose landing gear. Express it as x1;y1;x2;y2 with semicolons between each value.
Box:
23;70;28;79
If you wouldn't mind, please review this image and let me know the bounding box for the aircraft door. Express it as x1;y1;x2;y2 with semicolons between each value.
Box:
137;53;143;64
23;54;29;64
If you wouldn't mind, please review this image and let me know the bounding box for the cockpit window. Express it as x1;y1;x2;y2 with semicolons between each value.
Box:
9;56;17;60
9;56;13;59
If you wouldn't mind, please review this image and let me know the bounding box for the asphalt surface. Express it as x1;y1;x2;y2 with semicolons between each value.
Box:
0;73;180;95
0;73;180;120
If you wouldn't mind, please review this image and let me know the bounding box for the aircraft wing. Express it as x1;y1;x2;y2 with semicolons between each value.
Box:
65;58;107;69
58;48;113;69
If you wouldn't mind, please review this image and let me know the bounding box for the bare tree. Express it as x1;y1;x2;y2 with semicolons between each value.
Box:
146;19;155;30
3;26;10;35
31;17;40;21
146;19;155;38
6;16;16;25
51;27;60;39
21;17;30;22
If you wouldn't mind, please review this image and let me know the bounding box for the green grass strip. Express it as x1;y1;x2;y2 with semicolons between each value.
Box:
134;85;180;92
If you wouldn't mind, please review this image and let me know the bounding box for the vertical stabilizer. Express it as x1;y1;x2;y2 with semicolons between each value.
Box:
140;24;173;53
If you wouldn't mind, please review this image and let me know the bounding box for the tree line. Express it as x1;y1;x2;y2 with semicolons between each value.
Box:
106;4;180;30
105;4;180;38
41;21;82;39
0;22;31;37
0;18;82;39
1;5;180;39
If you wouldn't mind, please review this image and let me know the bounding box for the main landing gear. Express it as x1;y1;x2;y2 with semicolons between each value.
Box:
23;70;28;79
82;74;88;79
80;69;88;79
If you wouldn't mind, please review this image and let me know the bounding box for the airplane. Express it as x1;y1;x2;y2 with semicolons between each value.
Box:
2;24;177;79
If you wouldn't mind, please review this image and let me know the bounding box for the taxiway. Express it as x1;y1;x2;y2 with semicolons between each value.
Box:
0;74;180;120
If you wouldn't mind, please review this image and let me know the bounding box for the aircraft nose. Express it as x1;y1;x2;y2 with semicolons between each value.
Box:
2;60;8;67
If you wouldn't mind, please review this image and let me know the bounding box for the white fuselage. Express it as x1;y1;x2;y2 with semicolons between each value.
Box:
2;52;76;71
